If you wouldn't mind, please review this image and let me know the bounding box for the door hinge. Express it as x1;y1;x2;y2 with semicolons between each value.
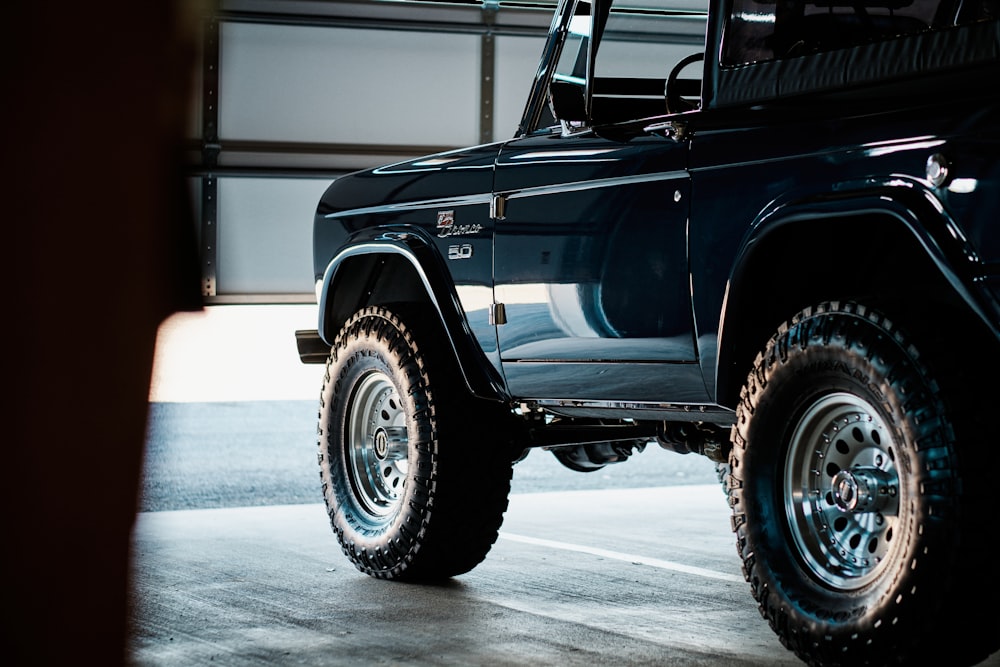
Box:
490;194;507;220
489;302;507;325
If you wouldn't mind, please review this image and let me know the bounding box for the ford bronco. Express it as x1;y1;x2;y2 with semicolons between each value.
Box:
295;0;1000;664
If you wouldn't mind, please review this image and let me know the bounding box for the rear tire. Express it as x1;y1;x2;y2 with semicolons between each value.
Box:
729;301;998;666
318;306;514;580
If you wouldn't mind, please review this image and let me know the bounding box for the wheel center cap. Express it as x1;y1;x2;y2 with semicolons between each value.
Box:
832;470;861;512
373;428;390;460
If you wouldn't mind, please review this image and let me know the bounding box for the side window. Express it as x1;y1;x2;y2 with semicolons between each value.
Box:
530;0;709;134
598;1;707;81
548;2;594;131
723;0;959;66
554;6;593;86
589;0;709;124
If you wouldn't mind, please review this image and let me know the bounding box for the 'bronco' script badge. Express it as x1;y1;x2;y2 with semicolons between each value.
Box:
437;210;483;238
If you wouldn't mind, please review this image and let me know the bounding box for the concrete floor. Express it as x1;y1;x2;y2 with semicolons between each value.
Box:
129;486;798;666
130;306;1000;666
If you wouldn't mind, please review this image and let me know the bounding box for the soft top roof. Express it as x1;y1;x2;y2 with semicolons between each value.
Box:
704;0;1000;108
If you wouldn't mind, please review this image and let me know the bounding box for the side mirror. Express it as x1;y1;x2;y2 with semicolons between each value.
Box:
666;52;704;114
548;80;587;123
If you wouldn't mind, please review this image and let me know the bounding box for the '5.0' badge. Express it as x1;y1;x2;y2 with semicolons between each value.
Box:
448;244;473;260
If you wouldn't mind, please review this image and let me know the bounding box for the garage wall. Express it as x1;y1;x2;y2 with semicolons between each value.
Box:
191;0;706;302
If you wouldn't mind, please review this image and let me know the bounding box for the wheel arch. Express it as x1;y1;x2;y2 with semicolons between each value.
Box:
714;186;999;410
318;235;509;403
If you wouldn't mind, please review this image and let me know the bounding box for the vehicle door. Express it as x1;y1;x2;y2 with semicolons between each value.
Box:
493;0;709;403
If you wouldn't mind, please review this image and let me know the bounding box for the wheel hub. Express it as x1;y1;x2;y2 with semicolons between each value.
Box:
831;467;896;513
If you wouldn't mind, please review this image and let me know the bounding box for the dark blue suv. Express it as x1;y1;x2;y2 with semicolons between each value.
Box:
296;1;1000;664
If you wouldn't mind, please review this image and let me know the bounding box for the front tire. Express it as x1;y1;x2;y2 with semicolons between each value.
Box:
729;301;996;666
318;306;513;580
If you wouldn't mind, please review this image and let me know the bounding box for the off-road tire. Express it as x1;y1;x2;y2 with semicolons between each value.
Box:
728;301;997;666
318;306;514;581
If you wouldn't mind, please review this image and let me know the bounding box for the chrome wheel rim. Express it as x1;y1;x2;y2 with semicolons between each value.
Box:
784;392;901;589
346;371;408;522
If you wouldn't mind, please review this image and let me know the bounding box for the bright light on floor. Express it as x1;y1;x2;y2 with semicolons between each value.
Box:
149;305;326;403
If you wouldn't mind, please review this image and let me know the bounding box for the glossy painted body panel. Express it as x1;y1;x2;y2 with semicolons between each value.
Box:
493;130;705;402
311;0;1000;416
315;143;502;363
685;97;1000;397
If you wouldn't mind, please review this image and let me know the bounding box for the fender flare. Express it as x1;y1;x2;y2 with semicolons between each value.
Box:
318;231;510;403
714;181;999;405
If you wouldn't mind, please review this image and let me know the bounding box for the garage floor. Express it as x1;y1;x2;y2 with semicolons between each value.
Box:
129;306;1000;666
130;486;795;666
